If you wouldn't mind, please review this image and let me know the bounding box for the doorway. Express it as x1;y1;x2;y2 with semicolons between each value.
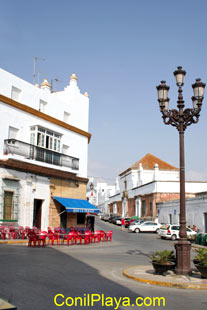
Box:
204;213;207;233
33;199;43;229
60;206;67;228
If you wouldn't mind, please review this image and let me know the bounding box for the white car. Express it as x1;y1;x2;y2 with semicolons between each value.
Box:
128;221;161;233
159;224;197;241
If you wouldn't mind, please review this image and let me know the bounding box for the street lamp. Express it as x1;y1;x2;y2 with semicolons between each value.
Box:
90;183;94;191
156;67;205;275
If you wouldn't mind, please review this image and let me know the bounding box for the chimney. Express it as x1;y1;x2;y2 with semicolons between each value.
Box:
40;78;51;92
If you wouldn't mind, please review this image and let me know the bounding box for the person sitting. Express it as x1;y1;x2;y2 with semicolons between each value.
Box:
193;225;198;233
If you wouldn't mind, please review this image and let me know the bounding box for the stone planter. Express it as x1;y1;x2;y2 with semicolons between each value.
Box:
195;264;207;279
169;258;176;270
152;261;175;275
193;259;200;270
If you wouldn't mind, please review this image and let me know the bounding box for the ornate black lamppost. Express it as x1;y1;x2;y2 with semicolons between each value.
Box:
156;67;205;275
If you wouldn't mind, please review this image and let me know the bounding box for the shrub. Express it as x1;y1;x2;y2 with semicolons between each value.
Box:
152;250;175;265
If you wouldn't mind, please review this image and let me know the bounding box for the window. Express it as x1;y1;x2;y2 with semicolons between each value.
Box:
172;226;179;230
11;86;21;101
39;100;47;112
3;191;13;220
8;126;18;139
64;111;70;123
30;126;61;152
141;200;146;217
149;202;153;216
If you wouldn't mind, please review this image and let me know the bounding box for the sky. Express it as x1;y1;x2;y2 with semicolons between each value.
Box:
1;0;207;182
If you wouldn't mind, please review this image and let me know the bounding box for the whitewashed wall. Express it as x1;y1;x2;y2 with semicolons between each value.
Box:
0;167;50;230
157;195;207;233
0;68;89;132
0;100;88;177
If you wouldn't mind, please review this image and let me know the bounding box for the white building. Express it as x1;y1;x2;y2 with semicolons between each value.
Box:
86;178;116;213
157;192;207;233
108;153;207;219
0;68;93;230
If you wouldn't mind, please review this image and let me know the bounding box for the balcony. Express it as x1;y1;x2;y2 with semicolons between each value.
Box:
4;139;79;170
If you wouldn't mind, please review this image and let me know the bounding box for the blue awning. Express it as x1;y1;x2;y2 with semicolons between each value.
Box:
53;196;99;213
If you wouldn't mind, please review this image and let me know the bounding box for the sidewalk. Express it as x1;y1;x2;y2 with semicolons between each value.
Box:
123;265;207;290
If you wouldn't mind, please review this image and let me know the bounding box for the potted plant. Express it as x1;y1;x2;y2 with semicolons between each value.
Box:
151;250;175;275
194;248;207;278
188;234;196;243
193;248;207;266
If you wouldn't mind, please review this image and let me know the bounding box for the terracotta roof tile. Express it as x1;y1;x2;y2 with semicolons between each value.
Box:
119;153;178;176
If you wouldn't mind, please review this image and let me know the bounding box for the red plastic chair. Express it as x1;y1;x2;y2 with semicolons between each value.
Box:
9;225;19;239
84;231;92;244
0;226;7;240
54;227;62;244
33;226;41;234
24;226;31;238
100;230;106;242
36;231;48;247
66;232;75;246
105;230;113;241
27;231;37;247
18;226;25;239
56;228;66;244
72;232;82;245
92;231;101;243
48;229;60;245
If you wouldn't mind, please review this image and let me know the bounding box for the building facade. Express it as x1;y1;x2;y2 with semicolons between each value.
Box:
157;192;207;233
0;68;92;230
108;154;207;220
86;178;116;213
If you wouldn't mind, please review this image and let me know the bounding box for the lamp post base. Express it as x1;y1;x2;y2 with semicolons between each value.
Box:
175;239;191;275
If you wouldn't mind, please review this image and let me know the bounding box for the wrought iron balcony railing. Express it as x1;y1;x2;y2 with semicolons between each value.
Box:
4;139;79;170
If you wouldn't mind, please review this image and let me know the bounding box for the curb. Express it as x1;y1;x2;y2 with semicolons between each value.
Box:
192;244;207;249
123;266;207;290
0;240;28;245
0;297;17;309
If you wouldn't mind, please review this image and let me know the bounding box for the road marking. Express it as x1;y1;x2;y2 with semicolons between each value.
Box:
134;271;148;275
110;268;132;283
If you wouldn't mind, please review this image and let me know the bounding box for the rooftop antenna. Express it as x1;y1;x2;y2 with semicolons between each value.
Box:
51;78;62;92
33;56;46;85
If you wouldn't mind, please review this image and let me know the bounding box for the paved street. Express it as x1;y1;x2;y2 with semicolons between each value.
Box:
1;219;207;310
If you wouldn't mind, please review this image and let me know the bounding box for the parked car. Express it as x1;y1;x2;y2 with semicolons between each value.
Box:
112;216;121;224
98;213;106;219
115;217;130;225
102;214;110;221
159;224;197;241
108;214;118;223
125;218;144;228
125;218;135;228
128;221;161;233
